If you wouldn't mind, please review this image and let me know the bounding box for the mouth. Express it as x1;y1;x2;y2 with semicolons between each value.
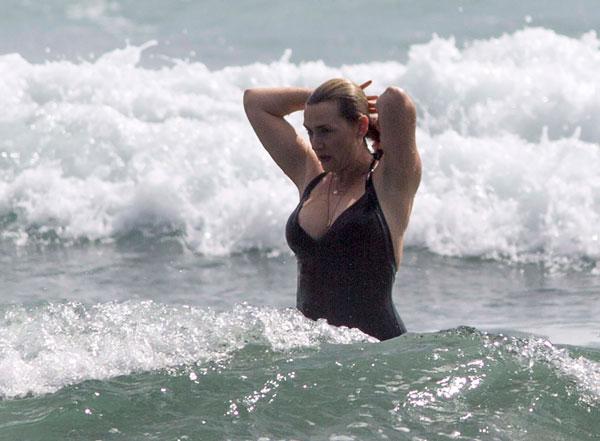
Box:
318;155;332;163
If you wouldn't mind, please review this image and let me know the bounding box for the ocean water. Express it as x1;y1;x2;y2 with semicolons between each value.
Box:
1;1;600;440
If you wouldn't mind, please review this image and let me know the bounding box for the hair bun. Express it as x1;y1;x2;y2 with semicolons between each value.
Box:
366;115;380;143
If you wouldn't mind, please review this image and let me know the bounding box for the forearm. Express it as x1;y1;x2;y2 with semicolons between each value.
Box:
243;87;312;118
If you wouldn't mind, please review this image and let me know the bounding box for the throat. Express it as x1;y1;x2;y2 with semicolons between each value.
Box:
330;153;374;191
330;169;368;193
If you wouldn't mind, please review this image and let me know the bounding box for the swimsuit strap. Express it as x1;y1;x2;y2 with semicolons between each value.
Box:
301;172;327;200
369;149;383;173
367;149;384;185
304;149;382;196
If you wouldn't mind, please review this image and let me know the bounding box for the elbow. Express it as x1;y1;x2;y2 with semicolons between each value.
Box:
243;88;255;113
380;87;416;112
243;88;267;118
378;87;417;124
382;86;409;101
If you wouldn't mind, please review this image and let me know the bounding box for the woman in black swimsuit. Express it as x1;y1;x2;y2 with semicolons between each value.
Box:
243;79;421;340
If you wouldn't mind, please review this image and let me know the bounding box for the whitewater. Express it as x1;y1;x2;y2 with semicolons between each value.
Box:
1;2;600;438
1;28;599;269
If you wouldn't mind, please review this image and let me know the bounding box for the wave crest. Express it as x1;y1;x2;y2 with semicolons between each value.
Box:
1;28;599;268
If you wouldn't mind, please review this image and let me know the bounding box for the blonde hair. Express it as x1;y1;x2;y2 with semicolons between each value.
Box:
306;78;380;144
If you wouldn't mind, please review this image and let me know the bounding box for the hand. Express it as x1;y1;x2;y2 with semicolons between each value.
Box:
360;80;381;149
359;80;378;116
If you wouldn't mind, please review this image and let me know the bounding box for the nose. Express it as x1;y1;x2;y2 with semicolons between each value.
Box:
310;134;325;152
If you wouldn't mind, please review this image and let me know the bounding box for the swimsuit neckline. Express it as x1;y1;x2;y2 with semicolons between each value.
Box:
297;171;372;241
297;190;369;242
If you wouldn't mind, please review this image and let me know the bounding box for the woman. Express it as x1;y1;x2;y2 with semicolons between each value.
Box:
243;78;421;340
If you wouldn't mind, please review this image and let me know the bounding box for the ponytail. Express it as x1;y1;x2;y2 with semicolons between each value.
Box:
366;115;380;145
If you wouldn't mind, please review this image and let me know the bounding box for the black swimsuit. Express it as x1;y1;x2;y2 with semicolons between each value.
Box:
285;164;406;340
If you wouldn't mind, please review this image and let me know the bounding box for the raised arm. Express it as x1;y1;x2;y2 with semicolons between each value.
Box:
374;87;422;235
243;87;320;192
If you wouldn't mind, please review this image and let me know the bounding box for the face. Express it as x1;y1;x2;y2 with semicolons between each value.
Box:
303;101;366;172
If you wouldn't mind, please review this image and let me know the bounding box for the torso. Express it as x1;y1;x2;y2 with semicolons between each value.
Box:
286;169;406;341
299;162;403;267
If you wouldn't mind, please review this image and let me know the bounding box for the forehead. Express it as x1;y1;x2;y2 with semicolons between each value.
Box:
303;101;343;127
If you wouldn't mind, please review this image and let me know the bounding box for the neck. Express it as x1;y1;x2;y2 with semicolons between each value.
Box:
331;150;373;187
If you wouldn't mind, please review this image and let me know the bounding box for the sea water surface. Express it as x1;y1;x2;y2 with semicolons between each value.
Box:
1;1;600;440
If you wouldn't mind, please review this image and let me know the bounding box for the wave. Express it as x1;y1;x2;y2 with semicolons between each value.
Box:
0;301;373;399
0;28;599;269
1;301;599;440
1;300;599;401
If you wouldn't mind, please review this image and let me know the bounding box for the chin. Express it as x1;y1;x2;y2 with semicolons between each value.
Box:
319;160;333;171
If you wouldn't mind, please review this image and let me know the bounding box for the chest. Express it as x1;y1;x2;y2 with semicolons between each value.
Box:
297;181;368;241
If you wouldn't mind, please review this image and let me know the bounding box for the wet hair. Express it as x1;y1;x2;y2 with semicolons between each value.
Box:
306;78;381;147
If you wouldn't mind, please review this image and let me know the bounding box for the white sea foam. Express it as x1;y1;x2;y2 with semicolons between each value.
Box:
0;301;372;399
494;333;600;402
0;28;598;266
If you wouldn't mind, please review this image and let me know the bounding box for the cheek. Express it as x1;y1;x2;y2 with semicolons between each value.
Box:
312;134;334;148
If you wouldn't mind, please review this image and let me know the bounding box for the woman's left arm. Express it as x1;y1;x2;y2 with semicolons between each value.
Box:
375;87;422;233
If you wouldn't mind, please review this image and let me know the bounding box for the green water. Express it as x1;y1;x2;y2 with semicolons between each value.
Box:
2;328;598;441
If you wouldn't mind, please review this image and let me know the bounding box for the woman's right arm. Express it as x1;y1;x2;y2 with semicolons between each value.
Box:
243;88;320;191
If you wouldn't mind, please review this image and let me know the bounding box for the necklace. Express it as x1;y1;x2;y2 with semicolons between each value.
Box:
331;174;343;195
327;174;344;227
326;170;369;227
325;153;380;228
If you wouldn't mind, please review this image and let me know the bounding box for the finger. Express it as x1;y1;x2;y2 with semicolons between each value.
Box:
370;114;380;127
359;80;372;89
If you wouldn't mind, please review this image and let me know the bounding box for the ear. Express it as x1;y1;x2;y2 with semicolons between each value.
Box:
357;114;369;138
